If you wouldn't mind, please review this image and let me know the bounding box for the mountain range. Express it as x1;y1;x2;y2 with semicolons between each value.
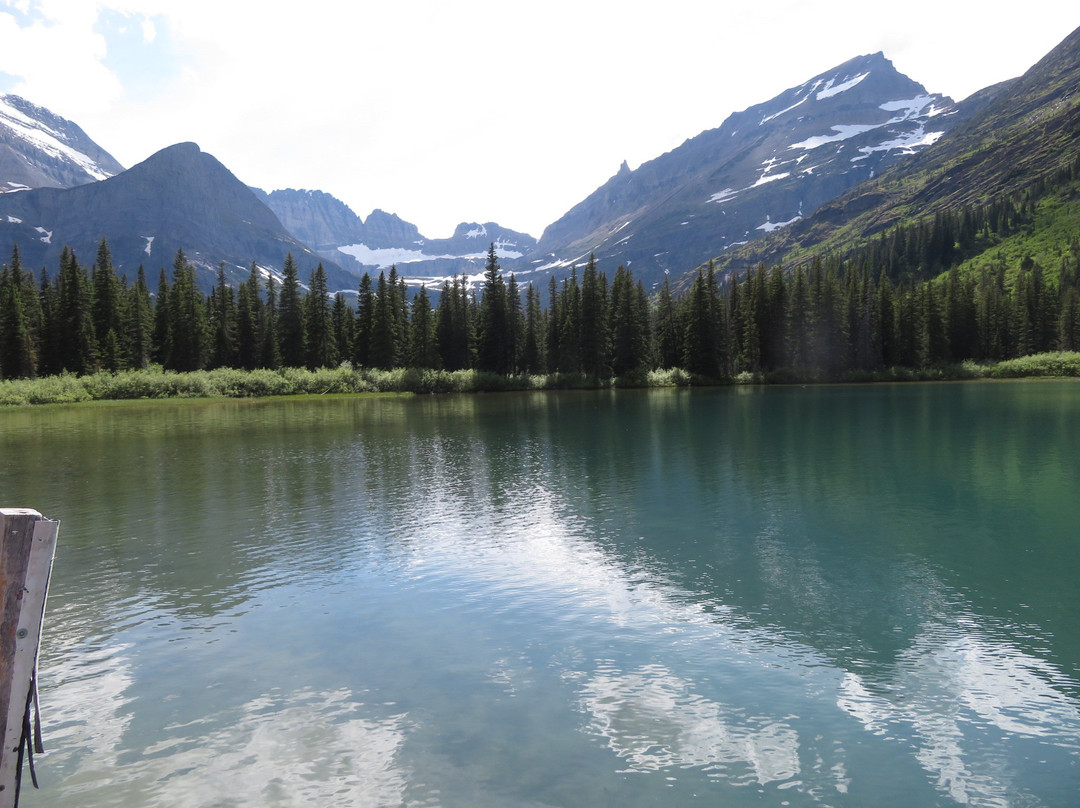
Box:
0;139;357;291
256;187;537;282
1;23;1078;296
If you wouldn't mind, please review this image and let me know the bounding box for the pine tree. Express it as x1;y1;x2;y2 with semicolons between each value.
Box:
875;271;896;367
0;251;36;378
975;268;1008;361
354;273;375;367
236;263;261;370
683;265;723;378
895;278;923;368
153;267;171;366
277;254;306;368
579;254;610;378
56;247;97;374
304;263;333;369
91;239;122;369
788;266;811;371
331;292;354;366
208;262;237;369
409;285;439;368
126;266;154;370
370;271;398;369
37;267;61;376
545;276;562;373
522;282;545;374
557;268;581;373
741;267;764;373
506;273;524;374
1058;285;1080;352
610;265;650;376
167;249;207;372
654;274;681;369
923;280;948;366
476;244;511;374
390;267;410;363
259;276;281;369
764;264;788;369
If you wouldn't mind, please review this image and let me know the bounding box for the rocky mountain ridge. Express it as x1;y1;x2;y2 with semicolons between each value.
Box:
0;142;355;292
529;52;961;289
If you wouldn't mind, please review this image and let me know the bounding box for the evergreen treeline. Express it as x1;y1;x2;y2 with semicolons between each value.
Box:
3;236;1080;385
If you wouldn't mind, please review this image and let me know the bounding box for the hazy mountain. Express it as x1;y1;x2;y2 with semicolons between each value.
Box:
531;53;960;288
0;94;125;191
259;187;537;286
0;142;355;292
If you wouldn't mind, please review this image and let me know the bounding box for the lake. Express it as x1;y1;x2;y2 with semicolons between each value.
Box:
3;382;1080;807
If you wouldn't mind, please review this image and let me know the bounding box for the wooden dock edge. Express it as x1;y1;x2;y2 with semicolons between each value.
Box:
0;510;59;807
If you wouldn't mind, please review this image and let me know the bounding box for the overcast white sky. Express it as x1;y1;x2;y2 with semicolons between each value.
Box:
1;1;1077;239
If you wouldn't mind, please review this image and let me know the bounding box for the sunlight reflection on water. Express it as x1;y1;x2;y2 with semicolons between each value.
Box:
10;385;1080;806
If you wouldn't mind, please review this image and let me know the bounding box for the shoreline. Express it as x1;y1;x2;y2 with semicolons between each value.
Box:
2;352;1079;408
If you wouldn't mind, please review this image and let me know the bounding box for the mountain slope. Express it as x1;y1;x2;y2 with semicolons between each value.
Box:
722;24;1080;273
0;142;354;291
533;53;959;288
0;94;124;191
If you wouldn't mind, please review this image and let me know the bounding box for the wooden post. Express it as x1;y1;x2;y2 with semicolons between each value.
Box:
0;510;59;807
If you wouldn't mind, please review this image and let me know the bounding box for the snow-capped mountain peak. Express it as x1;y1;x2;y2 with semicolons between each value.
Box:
0;94;125;192
535;51;958;285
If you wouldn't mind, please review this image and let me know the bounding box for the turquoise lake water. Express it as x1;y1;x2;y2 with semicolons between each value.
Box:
3;382;1079;806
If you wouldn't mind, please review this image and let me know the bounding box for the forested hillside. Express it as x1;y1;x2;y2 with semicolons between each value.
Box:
4;230;1080;387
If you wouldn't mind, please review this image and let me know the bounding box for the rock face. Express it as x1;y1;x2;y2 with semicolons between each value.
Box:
0;142;355;292
533;53;959;288
256;188;365;254
0;94;125;191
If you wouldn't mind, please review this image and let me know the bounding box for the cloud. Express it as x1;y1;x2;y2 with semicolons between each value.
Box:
2;1;1078;237
0;1;122;114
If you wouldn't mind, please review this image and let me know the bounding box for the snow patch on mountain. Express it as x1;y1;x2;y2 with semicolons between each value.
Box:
789;95;948;153
491;239;523;259
757;214;802;233
709;188;739;204
817;72;870;100
340;239;523;269
854;127;945;160
880;95;937;119
34;226;52;244
760;93;811;125
339;244;441;267
753;171;791;187
465;224;487;239
789;124;880;151
143;235;155;256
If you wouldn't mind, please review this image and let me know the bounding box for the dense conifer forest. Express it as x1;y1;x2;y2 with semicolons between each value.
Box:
2;201;1080;393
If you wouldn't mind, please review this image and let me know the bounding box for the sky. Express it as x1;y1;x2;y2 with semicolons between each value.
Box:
1;1;1077;240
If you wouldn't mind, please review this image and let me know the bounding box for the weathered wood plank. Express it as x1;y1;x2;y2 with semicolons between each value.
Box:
0;510;59;807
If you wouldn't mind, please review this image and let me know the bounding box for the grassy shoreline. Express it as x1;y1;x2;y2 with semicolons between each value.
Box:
2;352;1080;407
